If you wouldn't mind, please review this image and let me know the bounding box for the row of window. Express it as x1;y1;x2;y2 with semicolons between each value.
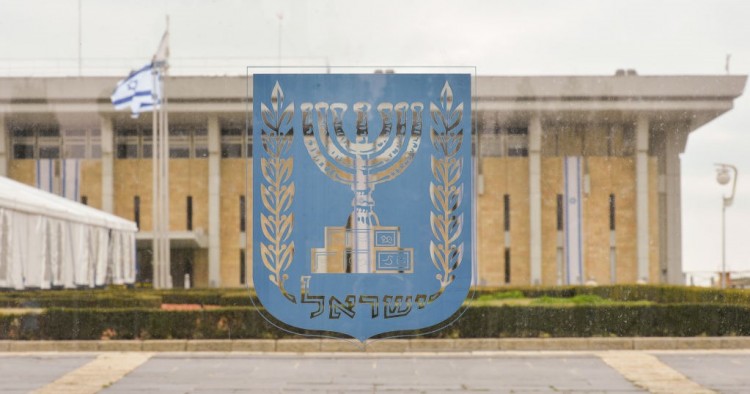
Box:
10;125;253;159
478;124;638;157
12;124;637;160
478;126;529;157
11;126;102;159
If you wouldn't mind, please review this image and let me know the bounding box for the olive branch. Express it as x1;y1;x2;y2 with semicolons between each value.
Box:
428;81;464;302
259;81;296;303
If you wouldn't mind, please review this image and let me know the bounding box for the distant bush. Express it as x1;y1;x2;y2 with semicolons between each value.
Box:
474;285;750;305
0;288;259;309
531;294;608;305
0;289;162;309
475;290;525;302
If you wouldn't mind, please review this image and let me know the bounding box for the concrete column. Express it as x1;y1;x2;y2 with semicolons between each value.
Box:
100;115;114;213
207;115;221;288
0;115;7;177
663;126;687;284
635;116;649;282
528;115;542;285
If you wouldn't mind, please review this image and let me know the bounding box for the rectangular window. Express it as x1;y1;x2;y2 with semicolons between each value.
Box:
621;124;636;156
89;128;102;159
13;144;34;159
239;195;246;232
134;196;141;228
169;128;191;158
221;125;244;158
11;124;36;158
609;194;616;231
503;194;511;284
186;196;193;231
504;248;511;284
556;194;564;231
36;124;61;159
506;127;529;157
193;127;209;158
142;132;153;158
62;129;87;159
115;128;140;159
114;126;153;159
38;146;60;159
240;250;247;285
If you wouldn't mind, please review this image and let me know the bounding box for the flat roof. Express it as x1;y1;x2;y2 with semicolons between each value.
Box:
0;74;745;102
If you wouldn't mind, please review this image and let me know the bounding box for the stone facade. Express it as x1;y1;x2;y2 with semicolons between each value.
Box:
0;74;745;287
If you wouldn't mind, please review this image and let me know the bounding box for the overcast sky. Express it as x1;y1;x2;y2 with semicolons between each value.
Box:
1;0;749;282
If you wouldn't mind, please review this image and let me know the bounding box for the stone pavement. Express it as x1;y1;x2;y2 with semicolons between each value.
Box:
1;349;749;393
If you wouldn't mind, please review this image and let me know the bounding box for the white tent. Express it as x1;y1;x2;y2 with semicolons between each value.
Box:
0;176;138;289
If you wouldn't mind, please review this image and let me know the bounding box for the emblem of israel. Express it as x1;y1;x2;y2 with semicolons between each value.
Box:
253;74;473;341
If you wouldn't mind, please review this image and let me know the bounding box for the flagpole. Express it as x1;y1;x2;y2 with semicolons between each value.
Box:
161;16;172;288
152;67;160;288
162;68;171;288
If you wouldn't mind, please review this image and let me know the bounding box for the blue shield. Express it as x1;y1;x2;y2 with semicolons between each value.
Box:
252;74;473;341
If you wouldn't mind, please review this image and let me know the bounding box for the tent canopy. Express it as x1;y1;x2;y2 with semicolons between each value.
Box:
0;176;138;289
0;176;137;232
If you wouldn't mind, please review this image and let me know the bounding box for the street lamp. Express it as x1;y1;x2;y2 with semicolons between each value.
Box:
715;163;738;289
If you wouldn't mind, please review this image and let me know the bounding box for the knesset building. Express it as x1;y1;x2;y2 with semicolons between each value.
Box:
0;72;745;287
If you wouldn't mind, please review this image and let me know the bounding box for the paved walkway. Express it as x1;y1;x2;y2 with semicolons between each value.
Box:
2;350;749;393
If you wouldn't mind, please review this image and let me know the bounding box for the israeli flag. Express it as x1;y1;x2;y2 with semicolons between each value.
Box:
111;64;161;118
563;156;584;284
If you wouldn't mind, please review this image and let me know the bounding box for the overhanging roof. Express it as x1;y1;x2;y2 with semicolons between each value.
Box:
135;230;208;249
0;74;745;129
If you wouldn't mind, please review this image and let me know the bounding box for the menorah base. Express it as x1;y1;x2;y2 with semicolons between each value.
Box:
311;225;413;274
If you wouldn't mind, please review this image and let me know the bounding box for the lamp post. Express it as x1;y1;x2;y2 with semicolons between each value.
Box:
715;163;738;289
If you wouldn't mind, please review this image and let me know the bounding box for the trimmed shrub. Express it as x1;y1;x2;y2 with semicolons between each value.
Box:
2;303;750;340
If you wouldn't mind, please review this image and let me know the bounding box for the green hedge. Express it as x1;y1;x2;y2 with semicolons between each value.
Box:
472;285;750;305
0;288;259;309
1;285;749;310
0;290;162;309
2;304;750;340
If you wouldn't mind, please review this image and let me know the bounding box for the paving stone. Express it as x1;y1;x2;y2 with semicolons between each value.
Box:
0;355;95;393
720;337;750;349
633;337;677;350
319;339;363;352
9;341;58;352
657;353;750;393
409;338;456;352
455;338;501;351
185;340;232;351
53;341;99;352
674;337;723;349
363;339;409;352
275;339;321;352
231;339;276;352
97;340;142;351
498;338;545;350
587;337;633;350
142;340;187;352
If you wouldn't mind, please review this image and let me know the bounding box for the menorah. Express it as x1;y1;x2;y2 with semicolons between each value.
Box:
301;100;423;273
